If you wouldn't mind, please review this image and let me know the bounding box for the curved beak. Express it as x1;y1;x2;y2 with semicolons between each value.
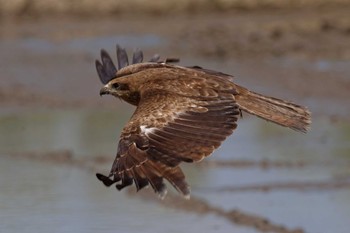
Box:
99;86;110;96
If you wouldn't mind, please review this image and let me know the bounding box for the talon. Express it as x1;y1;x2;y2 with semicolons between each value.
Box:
96;173;115;187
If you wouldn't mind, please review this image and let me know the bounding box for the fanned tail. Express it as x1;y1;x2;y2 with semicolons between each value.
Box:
235;85;311;133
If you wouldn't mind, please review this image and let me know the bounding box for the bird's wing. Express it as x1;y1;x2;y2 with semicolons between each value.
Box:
97;75;240;198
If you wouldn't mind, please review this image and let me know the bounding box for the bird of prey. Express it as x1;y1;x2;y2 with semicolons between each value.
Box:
95;45;311;199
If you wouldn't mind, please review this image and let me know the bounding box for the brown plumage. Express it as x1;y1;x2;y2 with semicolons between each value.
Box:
95;45;311;199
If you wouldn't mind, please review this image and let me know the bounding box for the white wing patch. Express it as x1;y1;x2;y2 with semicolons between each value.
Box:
140;125;156;135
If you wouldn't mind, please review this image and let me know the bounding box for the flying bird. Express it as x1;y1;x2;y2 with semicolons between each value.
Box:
95;45;311;199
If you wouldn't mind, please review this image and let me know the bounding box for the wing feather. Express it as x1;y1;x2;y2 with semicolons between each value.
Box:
132;49;143;64
116;45;129;69
97;74;239;198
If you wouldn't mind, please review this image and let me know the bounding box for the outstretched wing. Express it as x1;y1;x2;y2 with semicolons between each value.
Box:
95;45;174;84
97;74;240;198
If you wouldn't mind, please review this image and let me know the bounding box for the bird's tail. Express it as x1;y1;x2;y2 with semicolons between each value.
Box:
235;85;311;133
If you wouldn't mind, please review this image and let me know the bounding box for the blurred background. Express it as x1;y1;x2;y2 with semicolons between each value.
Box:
1;1;350;233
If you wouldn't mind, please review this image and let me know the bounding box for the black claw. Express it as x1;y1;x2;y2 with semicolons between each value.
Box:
134;178;149;192
96;173;116;187
115;177;133;190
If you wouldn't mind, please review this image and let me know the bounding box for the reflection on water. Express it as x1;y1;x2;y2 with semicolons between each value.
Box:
1;109;350;233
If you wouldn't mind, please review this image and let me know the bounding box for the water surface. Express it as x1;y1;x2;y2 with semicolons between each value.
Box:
1;109;350;233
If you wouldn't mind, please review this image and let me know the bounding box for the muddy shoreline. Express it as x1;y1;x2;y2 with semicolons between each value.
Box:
1;0;349;17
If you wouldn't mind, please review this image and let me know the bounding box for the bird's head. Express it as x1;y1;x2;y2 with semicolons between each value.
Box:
100;78;141;105
99;80;130;98
96;44;179;105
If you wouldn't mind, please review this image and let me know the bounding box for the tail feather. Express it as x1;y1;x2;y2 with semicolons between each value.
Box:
235;85;311;133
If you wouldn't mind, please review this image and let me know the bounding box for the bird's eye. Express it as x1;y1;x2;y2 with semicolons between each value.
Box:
112;83;119;89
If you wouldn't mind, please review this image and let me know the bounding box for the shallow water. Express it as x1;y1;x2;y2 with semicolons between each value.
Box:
18;34;164;54
1;109;350;233
0;157;238;233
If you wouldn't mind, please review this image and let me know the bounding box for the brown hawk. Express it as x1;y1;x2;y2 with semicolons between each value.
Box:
95;45;311;199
